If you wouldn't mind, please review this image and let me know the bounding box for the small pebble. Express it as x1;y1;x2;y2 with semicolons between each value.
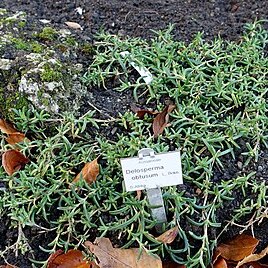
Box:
257;165;263;172
111;127;117;135
195;188;202;195
75;7;83;15
237;161;243;170
39;19;51;24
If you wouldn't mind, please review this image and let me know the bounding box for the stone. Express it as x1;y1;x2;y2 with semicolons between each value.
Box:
0;58;12;70
0;10;91;117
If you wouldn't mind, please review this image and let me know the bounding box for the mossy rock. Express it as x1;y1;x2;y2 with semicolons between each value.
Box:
0;9;94;119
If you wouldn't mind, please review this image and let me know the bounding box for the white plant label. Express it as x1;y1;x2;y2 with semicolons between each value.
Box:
120;151;183;191
120;51;153;84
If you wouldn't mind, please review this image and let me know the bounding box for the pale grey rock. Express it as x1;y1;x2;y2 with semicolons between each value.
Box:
0;58;12;70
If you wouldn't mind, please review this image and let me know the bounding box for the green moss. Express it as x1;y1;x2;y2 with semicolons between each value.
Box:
11;37;30;50
1;13;26;26
0;9;7;15
56;44;69;53
80;43;94;55
30;41;43;53
10;37;44;53
37;88;43;100
40;64;63;82
37;27;58;41
36;88;50;107
3;17;17;25
0;11;26;28
64;36;77;46
17;20;26;28
0;88;29;119
41;96;50;107
0;9;7;19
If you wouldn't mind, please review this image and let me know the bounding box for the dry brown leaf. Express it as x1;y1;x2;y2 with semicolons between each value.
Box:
236;245;268;267
47;249;95;268
213;257;228;268
0;119;18;134
65;21;83;30
153;104;176;138
48;250;64;268
212;249;222;265
6;132;26;145
0;119;26;145
2;149;30;175
85;237;162;268
130;104;158;120
136;190;142;200
216;234;259;262
73;158;99;185
156;226;178;244
249;262;268;268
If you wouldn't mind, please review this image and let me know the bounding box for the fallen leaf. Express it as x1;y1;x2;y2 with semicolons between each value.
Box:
195;188;202;195
130;104;158;120
249;262;268;268
2;150;30;175
212;249;222;264
47;249;94;268
231;3;239;12
65;21;83;30
0;119;26;145
85;237;162;268
6;132;26;145
216;234;259;262
153;104;176;138
213;257;228;268
48;250;65;267
0;119;18;134
73;158;99;185
156;226;178;244
236;245;268;267
136;190;142;200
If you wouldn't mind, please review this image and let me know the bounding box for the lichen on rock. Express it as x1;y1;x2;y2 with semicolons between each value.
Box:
0;9;93;118
16;52;85;113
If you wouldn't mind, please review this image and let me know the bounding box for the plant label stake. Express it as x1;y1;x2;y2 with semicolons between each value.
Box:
120;51;153;85
120;148;183;232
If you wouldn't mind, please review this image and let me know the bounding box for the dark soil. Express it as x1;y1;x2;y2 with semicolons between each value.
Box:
0;1;268;267
1;0;268;42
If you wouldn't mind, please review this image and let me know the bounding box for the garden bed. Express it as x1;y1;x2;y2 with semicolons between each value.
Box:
0;1;267;268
